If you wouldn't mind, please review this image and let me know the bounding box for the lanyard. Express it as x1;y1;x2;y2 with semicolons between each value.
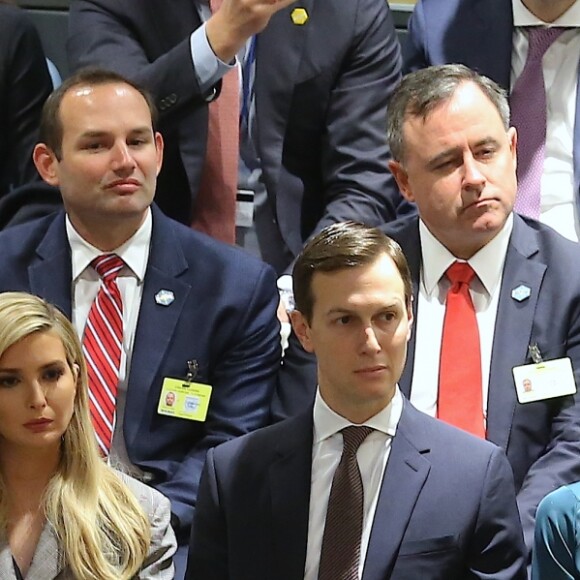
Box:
240;35;257;129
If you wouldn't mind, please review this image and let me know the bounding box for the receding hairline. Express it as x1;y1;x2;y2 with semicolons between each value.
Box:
59;80;153;116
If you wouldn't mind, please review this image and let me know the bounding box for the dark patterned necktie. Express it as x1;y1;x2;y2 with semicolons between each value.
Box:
318;425;374;580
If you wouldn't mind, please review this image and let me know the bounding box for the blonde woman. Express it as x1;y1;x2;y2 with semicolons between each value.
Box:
0;292;175;579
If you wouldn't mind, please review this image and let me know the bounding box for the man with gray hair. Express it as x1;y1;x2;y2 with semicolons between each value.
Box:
381;63;580;556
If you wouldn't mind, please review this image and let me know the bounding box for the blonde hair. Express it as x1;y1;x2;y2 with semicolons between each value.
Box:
0;292;150;579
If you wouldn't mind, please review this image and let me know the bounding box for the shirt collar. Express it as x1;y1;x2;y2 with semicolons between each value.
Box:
66;208;152;282
313;386;403;444
419;213;513;296
512;0;580;26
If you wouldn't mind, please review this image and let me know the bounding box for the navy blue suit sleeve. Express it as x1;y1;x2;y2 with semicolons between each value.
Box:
313;0;407;236
0;6;52;195
470;446;527;580
67;0;211;119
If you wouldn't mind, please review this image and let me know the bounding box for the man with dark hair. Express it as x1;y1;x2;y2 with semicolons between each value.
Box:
0;67;281;578
187;221;526;580
66;0;407;274
382;63;580;554
404;0;580;242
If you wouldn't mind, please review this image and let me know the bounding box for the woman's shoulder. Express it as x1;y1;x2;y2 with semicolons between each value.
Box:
112;470;171;516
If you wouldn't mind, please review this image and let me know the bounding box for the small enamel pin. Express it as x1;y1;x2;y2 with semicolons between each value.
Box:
155;289;175;306
291;8;308;25
511;284;531;302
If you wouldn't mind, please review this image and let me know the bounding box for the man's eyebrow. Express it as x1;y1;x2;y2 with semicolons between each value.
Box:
427;137;500;169
77;126;152;139
427;146;460;170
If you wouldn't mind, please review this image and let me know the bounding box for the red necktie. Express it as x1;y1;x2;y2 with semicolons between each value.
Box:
318;426;374;580
82;254;124;456
438;262;485;438
191;0;239;243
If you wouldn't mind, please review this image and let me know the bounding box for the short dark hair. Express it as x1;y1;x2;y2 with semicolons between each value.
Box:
387;64;510;163
39;67;158;160
293;222;413;323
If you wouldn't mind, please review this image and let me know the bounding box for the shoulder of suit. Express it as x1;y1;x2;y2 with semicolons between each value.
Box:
113;469;169;510
214;412;311;459
159;212;275;274
401;401;499;455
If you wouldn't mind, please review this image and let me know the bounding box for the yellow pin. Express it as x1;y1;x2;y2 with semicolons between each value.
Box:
291;7;308;25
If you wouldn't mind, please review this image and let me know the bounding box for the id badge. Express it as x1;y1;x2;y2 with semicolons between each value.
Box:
157;377;212;421
512;357;576;404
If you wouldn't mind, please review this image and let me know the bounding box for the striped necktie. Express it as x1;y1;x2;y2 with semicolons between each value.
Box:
82;254;124;456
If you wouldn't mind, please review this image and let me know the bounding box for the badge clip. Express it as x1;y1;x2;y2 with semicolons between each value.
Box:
528;344;543;365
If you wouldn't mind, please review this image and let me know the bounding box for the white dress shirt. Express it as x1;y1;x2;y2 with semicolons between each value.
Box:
409;216;513;421
304;387;403;580
67;209;152;473
511;0;580;242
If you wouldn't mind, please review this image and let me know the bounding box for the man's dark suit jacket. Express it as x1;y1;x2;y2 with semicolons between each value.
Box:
380;214;580;551
403;0;580;212
187;400;527;580
0;5;52;201
67;0;406;272
0;205;281;571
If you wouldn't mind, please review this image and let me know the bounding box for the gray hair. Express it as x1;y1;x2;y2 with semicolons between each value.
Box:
387;64;510;163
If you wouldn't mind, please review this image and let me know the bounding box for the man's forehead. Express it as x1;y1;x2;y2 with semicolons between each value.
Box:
60;81;148;118
59;82;152;132
312;254;404;293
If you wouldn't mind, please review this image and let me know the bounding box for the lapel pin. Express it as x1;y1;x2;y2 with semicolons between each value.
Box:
511;284;531;302
155;289;175;306
291;7;308;25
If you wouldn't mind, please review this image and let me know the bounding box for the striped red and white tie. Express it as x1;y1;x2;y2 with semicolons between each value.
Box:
82;254;124;456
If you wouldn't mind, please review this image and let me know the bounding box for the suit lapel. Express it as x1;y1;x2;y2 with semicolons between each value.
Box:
255;0;313;188
124;208;193;446
362;402;431;580
269;412;313;580
0;539;17;580
486;216;544;449
26;524;64;580
29;213;73;317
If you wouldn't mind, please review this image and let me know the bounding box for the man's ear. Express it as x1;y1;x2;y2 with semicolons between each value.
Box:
406;299;414;342
33;143;60;186
388;160;415;203
154;131;164;176
290;310;315;354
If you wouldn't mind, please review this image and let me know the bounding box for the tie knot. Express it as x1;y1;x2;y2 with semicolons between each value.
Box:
91;254;124;283
341;426;374;455
446;261;475;286
526;27;566;60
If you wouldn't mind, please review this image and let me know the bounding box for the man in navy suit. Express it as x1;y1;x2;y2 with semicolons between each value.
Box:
404;0;580;242
187;221;527;580
381;63;580;556
66;0;406;274
0;68;281;579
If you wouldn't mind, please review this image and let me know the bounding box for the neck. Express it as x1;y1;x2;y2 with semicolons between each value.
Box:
521;0;575;22
68;212;146;252
0;445;60;500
